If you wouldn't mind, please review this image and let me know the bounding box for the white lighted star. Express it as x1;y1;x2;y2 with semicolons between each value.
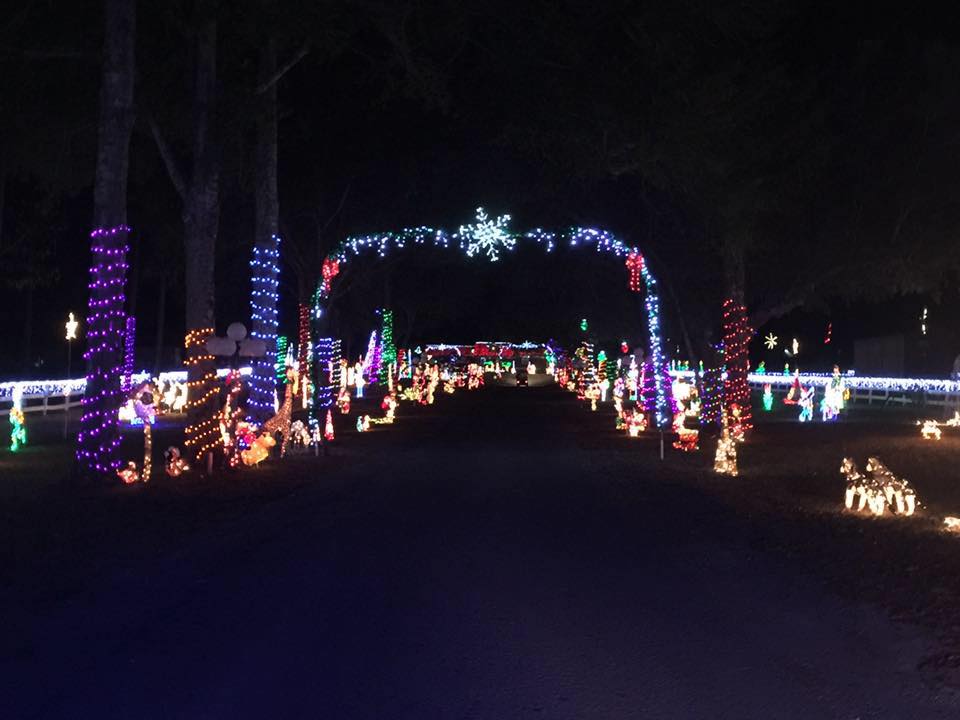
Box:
458;207;514;262
764;333;778;350
65;312;79;341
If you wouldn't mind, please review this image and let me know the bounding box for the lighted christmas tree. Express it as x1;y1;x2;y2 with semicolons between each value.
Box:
380;308;396;371
641;361;657;415
296;304;310;397
275;335;288;384
700;366;724;426
362;329;380;384
721;298;753;437
660;361;677;417
582;341;596;384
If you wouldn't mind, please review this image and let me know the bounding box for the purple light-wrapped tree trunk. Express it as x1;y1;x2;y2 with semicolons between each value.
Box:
76;0;135;480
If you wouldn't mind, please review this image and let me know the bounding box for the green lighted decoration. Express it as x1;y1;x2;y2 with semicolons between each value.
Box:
9;386;26;452
275;335;288;383
380;309;396;368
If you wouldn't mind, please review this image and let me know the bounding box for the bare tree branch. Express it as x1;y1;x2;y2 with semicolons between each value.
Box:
318;180;353;236
18;49;94;60
147;114;187;202
255;43;309;94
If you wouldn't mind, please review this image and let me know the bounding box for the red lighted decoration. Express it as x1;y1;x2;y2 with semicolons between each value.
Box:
297;304;310;395
721;298;753;436
321;258;340;295
324;409;335;441
625;252;644;292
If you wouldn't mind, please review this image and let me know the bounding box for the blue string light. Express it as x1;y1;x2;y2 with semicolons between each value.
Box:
248;236;280;422
311;209;671;427
315;337;334;410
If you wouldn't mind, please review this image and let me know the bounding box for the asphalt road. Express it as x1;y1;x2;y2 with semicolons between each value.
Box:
5;383;959;718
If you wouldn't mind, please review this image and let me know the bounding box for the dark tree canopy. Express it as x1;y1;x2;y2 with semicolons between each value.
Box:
1;0;959;376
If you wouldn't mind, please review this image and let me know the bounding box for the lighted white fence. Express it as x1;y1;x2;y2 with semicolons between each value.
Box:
669;370;960;413
0;367;252;418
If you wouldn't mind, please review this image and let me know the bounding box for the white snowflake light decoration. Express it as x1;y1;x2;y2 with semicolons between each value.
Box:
764;333;778;350
458;207;514;262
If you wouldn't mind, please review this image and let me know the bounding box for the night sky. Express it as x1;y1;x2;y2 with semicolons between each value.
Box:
2;1;959;377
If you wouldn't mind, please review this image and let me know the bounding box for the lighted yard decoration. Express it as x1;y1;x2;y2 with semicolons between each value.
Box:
841;457;917;517
241;431;275;467
9;386;26;452
262;367;296;457
918;412;960;440
798;384;815;422
713;415;738;476
164;446;189;477
117;382;156;482
117;461;139;484
288;420;311;448
672;411;699;452
337;387;351;414
296;303;311;402
762;383;774;412
65;311;79;382
324;410;335;440
920;420;942;441
309;208;671;437
866;457;917;516
820;365;845;421
379;309;396;375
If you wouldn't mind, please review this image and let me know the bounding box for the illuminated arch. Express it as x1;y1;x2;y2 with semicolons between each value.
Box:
310;208;669;430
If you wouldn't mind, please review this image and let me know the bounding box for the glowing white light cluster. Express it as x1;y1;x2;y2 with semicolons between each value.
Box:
65;312;79;341
670;369;960;395
457;207;514;262
0;367;252;406
0;377;87;402
842;457;917;517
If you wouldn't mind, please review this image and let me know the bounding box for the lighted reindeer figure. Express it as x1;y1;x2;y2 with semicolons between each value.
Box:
840;457;870;511
865;456;917;516
842;456;918;517
262;368;296;457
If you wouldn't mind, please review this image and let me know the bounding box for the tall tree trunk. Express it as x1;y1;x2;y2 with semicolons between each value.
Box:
248;35;281;423
153;277;166;374
254;36;279;249
182;19;221;467
128;231;140;317
20;286;33;372
76;0;135;480
0;145;6;250
722;236;746;307
184;19;219;335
